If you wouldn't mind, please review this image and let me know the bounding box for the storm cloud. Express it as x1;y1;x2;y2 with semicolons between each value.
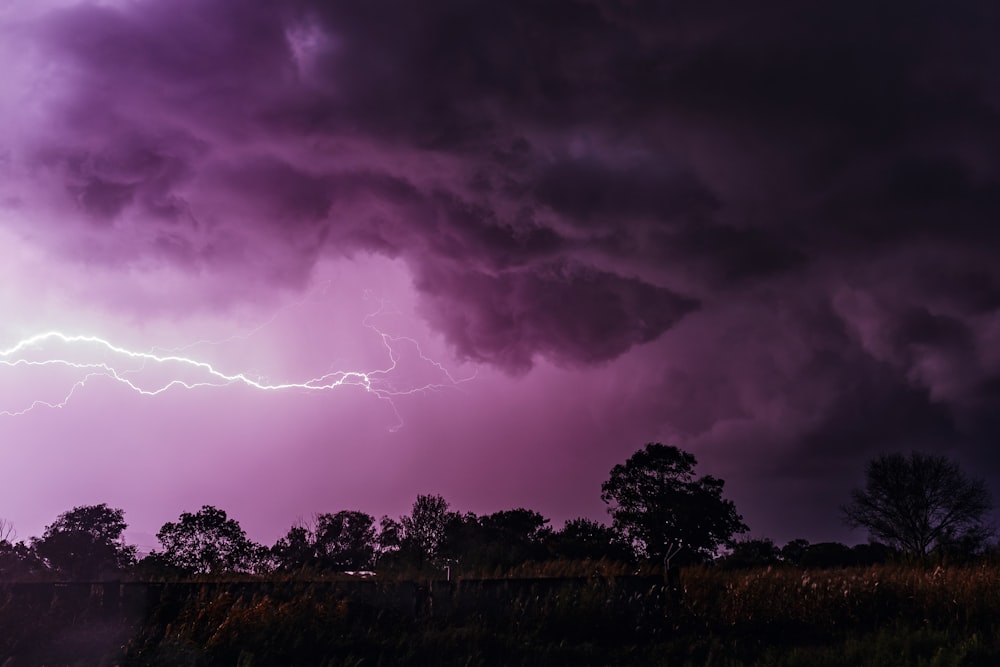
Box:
2;0;1000;540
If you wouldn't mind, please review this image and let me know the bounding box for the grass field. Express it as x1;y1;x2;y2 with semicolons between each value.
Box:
2;562;999;665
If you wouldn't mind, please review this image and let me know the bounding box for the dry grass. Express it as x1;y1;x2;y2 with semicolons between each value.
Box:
6;562;1000;665
680;563;1000;636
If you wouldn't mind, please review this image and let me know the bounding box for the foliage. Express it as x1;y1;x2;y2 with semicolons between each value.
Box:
681;562;1000;641
314;510;377;570
120;575;666;665
672;563;1000;666
271;524;315;571
719;537;782;569
377;514;403;556
31;503;136;579
3;564;1000;664
153;505;264;575
0;539;46;580
547;518;632;562
271;511;379;572
135;586;352;664
398;494;458;567
842;452;993;557
441;509;553;570
601;443;747;565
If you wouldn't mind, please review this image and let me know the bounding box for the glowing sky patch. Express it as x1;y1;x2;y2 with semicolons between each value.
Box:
0;309;473;427
0;246;476;431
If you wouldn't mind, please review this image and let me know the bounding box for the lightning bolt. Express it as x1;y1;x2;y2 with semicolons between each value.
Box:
0;301;475;431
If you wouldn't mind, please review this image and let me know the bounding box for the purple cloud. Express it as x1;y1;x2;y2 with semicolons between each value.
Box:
1;0;999;544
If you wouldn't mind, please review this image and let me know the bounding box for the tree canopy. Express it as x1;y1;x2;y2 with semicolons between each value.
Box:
154;505;263;574
314;510;377;571
842;452;993;557
31;503;136;579
271;511;378;572
272;525;317;571
601;443;747;566
547;518;631;562
440;509;553;569
9;449;995;581
398;494;458;566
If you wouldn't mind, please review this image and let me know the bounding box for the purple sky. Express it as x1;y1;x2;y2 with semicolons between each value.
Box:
2;0;999;552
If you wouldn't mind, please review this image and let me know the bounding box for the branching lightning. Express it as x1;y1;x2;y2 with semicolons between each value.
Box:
0;301;475;430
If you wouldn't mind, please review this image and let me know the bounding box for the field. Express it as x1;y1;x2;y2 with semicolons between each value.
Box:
2;563;999;665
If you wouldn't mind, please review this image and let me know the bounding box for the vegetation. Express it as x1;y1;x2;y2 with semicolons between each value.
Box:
0;445;997;664
272;510;378;572
842;452;993;557
2;562;1000;665
151;505;267;575
601;443;748;566
31;503;136;579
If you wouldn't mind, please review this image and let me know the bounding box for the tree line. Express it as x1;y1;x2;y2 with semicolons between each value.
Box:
0;444;993;581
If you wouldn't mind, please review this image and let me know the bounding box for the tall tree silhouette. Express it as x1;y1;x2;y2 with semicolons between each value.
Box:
842;452;993;557
271;525;315;571
154;505;263;574
440;509;552;570
271;511;378;571
602;443;747;566
32;504;136;580
547;518;631;562
399;494;457;566
314;510;377;570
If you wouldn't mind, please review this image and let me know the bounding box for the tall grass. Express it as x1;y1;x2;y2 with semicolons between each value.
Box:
4;563;1000;665
666;564;1000;666
681;563;1000;633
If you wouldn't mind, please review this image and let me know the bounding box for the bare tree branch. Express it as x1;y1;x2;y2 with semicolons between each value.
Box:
842;453;993;557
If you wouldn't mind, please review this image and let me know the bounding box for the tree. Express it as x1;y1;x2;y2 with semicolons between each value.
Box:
154;505;263;574
851;542;897;566
376;515;403;559
0;518;14;543
314;510;377;571
719;538;782;569
399;494;457;566
547;517;632;562
0;541;44;579
441;509;553;570
32;504;136;579
779;538;811;566
438;512;481;565
842;452;993;557
601;443;747;566
794;541;854;568
480;509;551;544
270;511;378;572
271;524;316;571
0;523;45;580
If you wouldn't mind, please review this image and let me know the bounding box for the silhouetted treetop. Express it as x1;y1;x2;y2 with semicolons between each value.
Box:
315;510;377;571
31;503;135;580
154;505;264;575
399;494;457;566
547;517;631;562
602;443;747;566
842;452;993;557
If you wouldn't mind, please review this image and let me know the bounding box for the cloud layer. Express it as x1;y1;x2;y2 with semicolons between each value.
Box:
2;0;999;539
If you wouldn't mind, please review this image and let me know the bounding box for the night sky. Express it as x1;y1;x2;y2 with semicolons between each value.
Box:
2;0;999;551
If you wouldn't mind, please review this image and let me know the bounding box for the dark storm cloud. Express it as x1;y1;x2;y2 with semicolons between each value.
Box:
11;0;1000;484
796;366;962;466
285;0;640;141
37;133;200;223
415;261;698;370
18;0;715;368
212;158;333;227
